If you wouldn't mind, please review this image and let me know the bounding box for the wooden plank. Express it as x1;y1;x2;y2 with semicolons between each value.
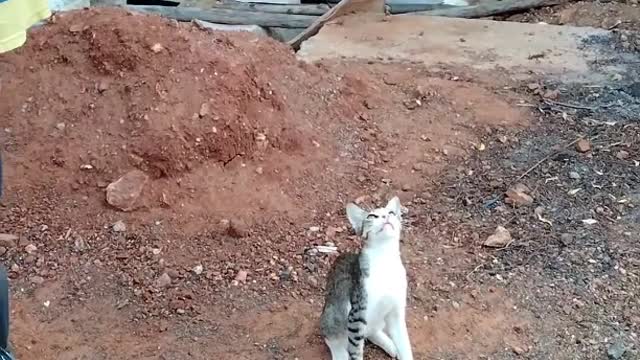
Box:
233;0;301;4
214;2;328;16
411;0;564;18
126;5;317;28
181;0;328;16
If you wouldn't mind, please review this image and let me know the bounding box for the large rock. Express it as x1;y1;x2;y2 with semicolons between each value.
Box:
483;226;512;248
106;170;148;211
505;183;534;207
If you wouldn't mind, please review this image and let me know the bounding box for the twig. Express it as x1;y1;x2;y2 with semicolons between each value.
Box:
607;20;630;30
543;99;597;111
287;0;356;50
466;263;484;280
513;137;585;182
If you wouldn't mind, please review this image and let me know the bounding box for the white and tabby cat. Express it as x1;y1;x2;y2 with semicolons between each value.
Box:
320;196;413;360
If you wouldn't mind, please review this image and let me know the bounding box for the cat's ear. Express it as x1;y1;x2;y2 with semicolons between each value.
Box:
346;203;367;236
386;196;401;217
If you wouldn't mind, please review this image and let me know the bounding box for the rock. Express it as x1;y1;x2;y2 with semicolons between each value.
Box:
69;24;84;33
0;234;18;248
306;275;319;288
192;265;204;275
309;226;320;232
167;269;180;279
354;195;368;204
199;103;210;117
227;219;249;238
30;276;45;285
403;99;420;110
512;345;527;355
325;226;341;238
155;273;172;288
543;89;560;100
150;43;164;53
235;270;248;283
483;226;512;248
575;139;591;153
24;244;38;254
569;171;581;180
560;233;574;246
74;236;89;252
97;80;110;93
55;122;66;131
607;341;626;359
505;183;534;207
412;163;427;171
616;150;630;160
112;220;126;232
255;166;264;175
106;170;148;211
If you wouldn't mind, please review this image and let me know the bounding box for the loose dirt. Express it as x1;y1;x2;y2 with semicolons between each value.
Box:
0;6;638;360
505;0;640;32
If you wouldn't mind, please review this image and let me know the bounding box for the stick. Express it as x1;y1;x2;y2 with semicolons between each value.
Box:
410;0;564;18
514;136;584;182
126;5;317;28
287;0;356;50
543;99;597;111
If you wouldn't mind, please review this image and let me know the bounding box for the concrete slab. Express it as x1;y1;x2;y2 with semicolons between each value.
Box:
298;13;634;83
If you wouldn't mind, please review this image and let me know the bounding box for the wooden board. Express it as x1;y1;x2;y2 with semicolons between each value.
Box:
127;5;316;27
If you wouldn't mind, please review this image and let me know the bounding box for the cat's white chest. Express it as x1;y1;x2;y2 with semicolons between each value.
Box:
363;253;407;334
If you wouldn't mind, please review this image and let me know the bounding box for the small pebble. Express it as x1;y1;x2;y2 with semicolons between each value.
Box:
112;220;126;232
607;341;626;359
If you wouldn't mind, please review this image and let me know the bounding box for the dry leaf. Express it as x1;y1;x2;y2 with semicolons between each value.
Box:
568;188;582;196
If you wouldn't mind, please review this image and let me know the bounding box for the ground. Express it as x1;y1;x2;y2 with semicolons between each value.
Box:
0;5;638;360
505;0;640;32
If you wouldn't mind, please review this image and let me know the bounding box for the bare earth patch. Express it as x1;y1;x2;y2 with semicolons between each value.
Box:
0;6;638;360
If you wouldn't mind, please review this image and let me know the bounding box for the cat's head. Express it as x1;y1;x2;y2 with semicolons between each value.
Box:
346;196;402;243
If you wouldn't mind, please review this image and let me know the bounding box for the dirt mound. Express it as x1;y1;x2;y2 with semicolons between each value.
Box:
0;8;543;359
1;8;311;182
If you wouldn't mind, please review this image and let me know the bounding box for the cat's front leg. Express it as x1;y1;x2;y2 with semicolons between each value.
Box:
386;310;413;360
368;330;397;358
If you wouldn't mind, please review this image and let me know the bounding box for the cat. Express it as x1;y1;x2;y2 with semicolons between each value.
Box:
320;196;413;360
0;266;14;360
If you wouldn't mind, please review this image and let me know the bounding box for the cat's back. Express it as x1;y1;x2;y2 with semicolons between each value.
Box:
320;252;360;336
324;252;360;300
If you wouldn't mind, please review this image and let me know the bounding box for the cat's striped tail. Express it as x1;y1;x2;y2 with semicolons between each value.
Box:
346;290;367;360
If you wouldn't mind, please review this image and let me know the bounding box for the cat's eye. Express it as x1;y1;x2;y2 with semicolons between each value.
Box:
367;214;379;219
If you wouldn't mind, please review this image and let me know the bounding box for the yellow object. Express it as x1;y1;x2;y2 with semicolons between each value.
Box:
0;0;51;53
